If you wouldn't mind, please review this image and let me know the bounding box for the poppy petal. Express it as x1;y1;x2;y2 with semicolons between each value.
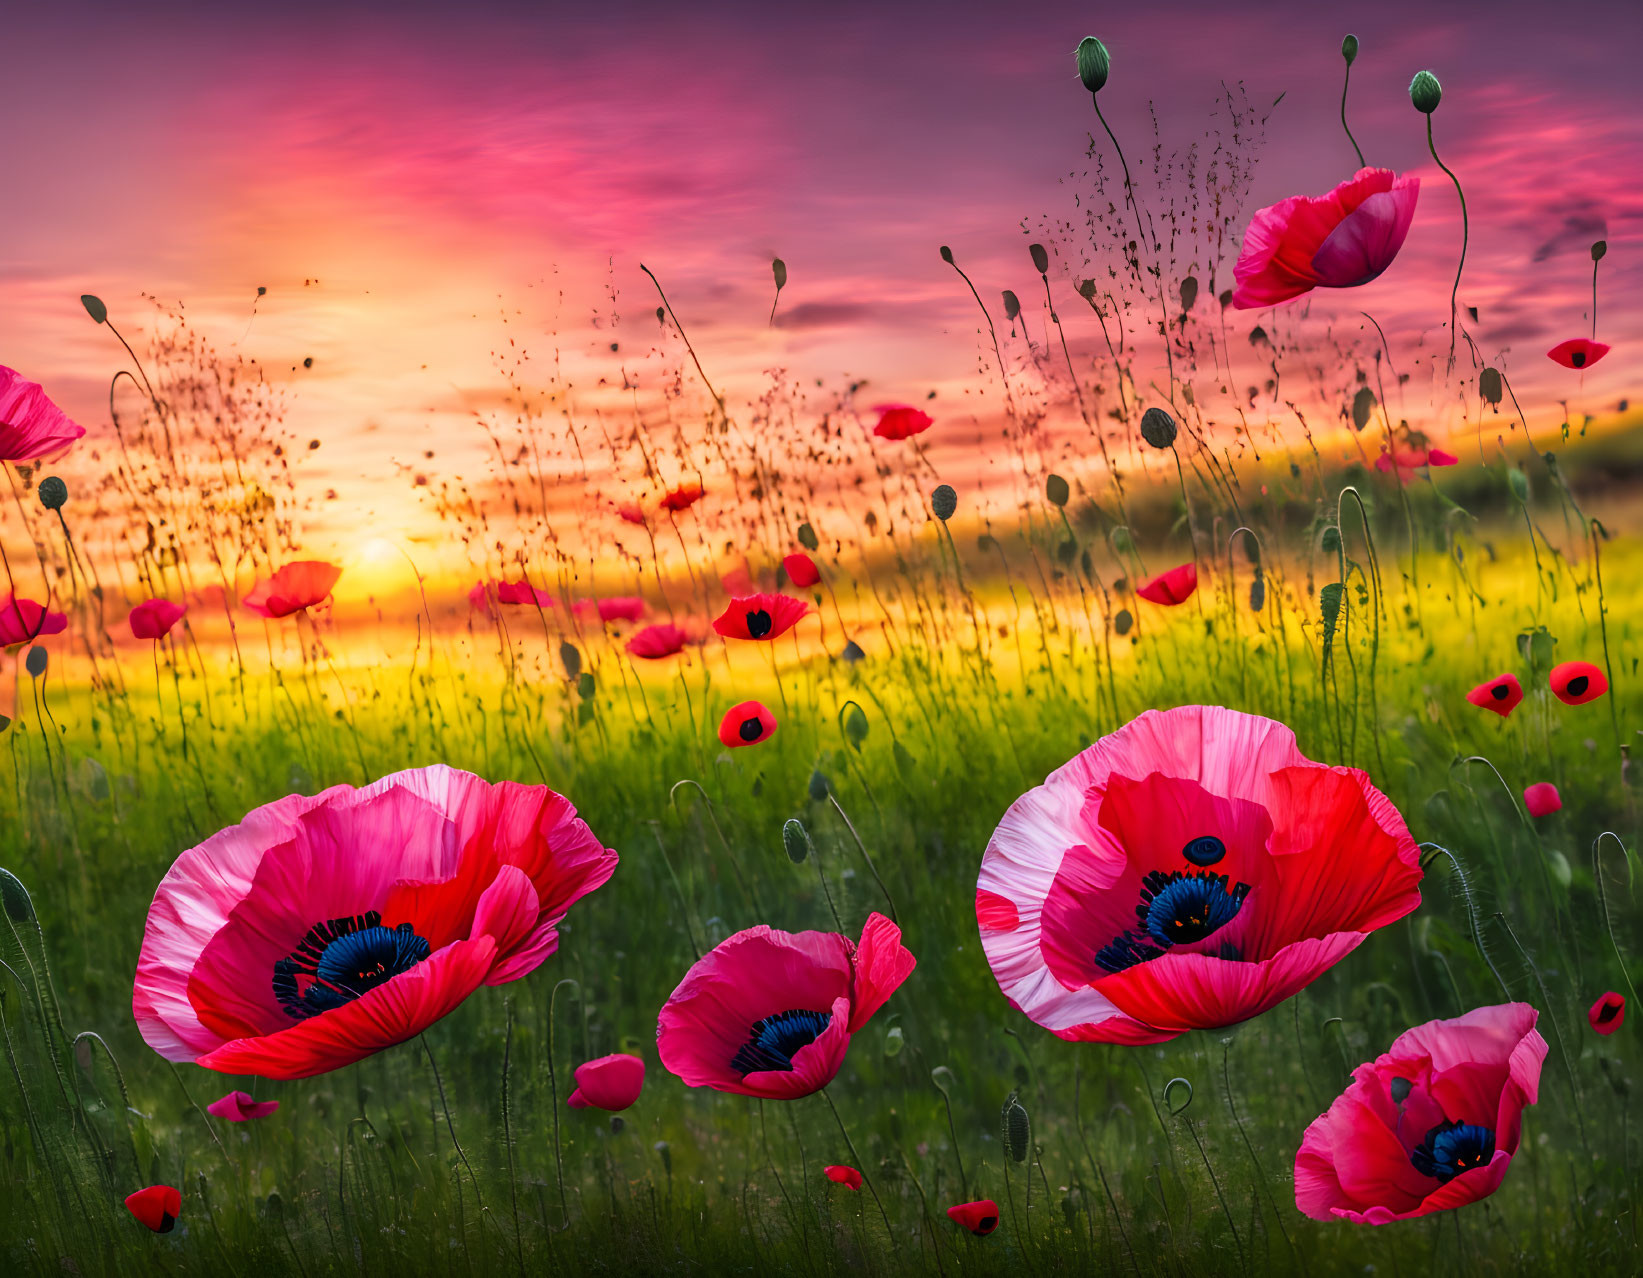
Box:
1549;660;1607;705
125;1185;182;1233
1465;674;1523;718
1589;992;1625;1035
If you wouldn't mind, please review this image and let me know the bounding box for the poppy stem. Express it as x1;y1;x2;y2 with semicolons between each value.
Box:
501;1003;526;1275
819;1086;893;1240
826;791;897;925
930;1066;968;1198
1587;518;1622;756
1341;58;1366;167
1425;115;1468;371
545;979;579;1229
421;1034;484;1213
1592;833;1642;1010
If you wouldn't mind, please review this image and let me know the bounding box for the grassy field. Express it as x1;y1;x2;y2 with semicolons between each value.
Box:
3;465;1642;1276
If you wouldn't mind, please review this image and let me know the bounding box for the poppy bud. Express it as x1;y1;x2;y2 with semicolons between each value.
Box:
38;476;67;510
1480;367;1502;405
81;294;108;324
931;484;958;521
1045;474;1069;507
1002;1094;1030;1162
1508;468;1529;503
1592;240;1607;262
1341;34;1359;65
797;521;819;551
782;818;811;863
808;770;830;802
1179;276;1198;311
1114;609;1132;636
1002;290;1021;322
1075;37;1110;94
1352;387;1375;430
772;258;787;289
1140;406;1177;449
1409;70;1442;114
1077;279;1097;301
25;646;47;678
939;245;954;265
560;641;581;680
1029;243;1049;274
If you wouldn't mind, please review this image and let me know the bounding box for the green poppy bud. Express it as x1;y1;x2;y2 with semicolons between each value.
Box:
939;245;954;265
1341;34;1359;65
1409;70;1442;114
1045;474;1069;507
38;476;68;510
1140;406;1178;449
931;484;957;520
782;818;811;864
1480;367;1503;405
1592;240;1608;262
81;294;108;324
1075;37;1110;94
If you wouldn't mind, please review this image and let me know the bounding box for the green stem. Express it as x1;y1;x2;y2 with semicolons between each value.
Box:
1342;61;1365;167
1426;115;1468;370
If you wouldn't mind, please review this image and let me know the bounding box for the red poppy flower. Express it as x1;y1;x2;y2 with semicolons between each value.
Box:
207;1090;280;1121
469;579;555;617
1522;783;1561;818
244;562;341;619
567;1052;646;1110
947;1199;1000;1235
1135;563;1197;607
1295;1003;1546;1223
1466;674;1522;718
595;596;645;624
977;706;1422;1044
824;1165;863;1190
660;482;705;512
1547;339;1609;371
718;700;777;748
617;502;647;525
656;912;914;1100
871;403;934;440
125;1184;182;1233
1550;660;1607;705
0;595;67;647
0;364;87;462
132;765;617;1080
713;592;810;642
626;624;688;659
1232;169;1419;309
1589;992;1625;1036
129;599;188;641
784;552;821;589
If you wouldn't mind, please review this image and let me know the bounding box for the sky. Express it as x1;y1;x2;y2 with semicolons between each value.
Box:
3;0;1640;595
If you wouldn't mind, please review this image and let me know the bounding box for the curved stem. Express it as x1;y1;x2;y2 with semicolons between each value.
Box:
1341;61;1365;167
1426;115;1468;371
820;1086;893;1239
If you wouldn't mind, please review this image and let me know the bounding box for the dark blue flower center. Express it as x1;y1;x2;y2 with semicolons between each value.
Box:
739;715;765;742
1410;1120;1495;1182
273;911;431;1020
1182;835;1226;866
1094;866;1250;974
745;608;773;638
730;1007;831;1074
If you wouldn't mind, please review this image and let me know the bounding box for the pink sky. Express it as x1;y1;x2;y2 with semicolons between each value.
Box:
3;1;1639;594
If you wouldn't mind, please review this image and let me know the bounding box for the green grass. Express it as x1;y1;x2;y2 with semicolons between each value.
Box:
3;494;1642;1276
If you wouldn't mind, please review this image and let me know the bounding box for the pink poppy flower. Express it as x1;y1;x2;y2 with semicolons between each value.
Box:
132;765;617;1080
468;579;555;617
243;562;341;619
871;404;934;440
713;592;810;641
656;912;915;1100
595;596;644;623
824;1165;863;1190
1135;563;1197;607
206;1090;280;1121
976;706;1422;1045
1232;168;1419;310
1522;782;1561;818
0;364;87;461
1589;992;1625;1036
567;1053;646;1110
1548;338;1609;371
947;1199;1000;1235
0;595;67;647
784;552;821;588
627;623;688;659
125;1185;182;1233
660;482;705;512
129;599;187;641
1376;447;1458;482
617;502;647;525
1294;1003;1547;1224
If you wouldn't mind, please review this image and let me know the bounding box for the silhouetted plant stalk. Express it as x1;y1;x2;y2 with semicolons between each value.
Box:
1410;71;1466;370
1339;35;1365;165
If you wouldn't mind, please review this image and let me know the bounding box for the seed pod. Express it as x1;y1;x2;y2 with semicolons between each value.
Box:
797;522;819;551
1479;367;1502;406
931;484;958;521
1341;34;1359;65
1592;240;1608;262
843;705;868;747
1250;573;1266;612
1114;609;1133;636
25;646;47;678
38;476;67;510
1045;474;1069;507
1179;276;1198;311
808;770;831;802
1409;70;1442;114
772;258;787;289
1003;1094;1030;1163
1002;290;1021;322
782;818;812;864
1140;406;1178;449
559;641;581;680
81;294;108;324
1351;386;1376;430
939;245;954;265
1029;243;1049;274
1075;37;1110;94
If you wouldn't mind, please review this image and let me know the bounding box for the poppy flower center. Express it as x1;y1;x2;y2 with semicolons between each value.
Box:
729;1007;831;1074
745;609;773;638
1093;868;1250;973
739;716;764;742
1571;351;1586;368
1410;1120;1495;1183
1566;675;1589;697
1491;683;1510;701
1598;999;1622;1024
273;911;431;1020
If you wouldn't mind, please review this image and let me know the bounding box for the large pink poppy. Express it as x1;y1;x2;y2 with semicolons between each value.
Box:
1232;169;1419;310
0;365;87;462
243;562;341;619
595;596;645;623
656;913;914;1100
129;599;188;641
975;706;1422;1044
132;765;617;1080
0;595;68;647
1295;1003;1546;1224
